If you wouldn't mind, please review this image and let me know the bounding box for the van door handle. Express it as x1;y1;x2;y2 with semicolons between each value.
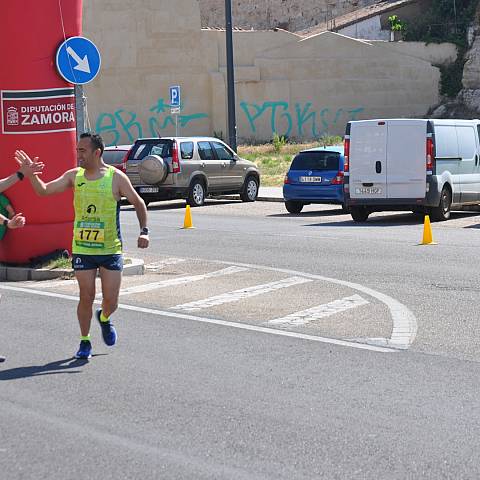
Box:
201;162;206;168
222;162;226;168
375;161;382;174
476;155;479;166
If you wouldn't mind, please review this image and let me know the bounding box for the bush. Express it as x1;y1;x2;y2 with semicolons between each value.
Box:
388;15;407;33
318;134;343;146
272;132;287;153
439;58;466;97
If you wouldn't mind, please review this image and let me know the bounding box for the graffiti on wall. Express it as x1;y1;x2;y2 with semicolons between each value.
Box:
95;98;365;146
95;98;209;146
240;101;364;138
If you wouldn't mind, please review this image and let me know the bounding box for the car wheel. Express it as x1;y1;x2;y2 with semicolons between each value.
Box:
285;200;303;214
350;206;369;222
240;175;259;202
430;187;451;221
187;178;206;207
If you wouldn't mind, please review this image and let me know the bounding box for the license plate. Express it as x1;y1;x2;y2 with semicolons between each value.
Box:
355;187;382;194
139;187;159;193
300;176;322;183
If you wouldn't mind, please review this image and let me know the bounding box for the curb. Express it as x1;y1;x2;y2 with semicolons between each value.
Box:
257;196;284;203
214;195;284;203
0;257;145;282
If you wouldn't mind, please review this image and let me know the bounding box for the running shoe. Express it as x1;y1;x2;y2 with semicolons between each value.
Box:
0;355;5;363
75;340;92;359
96;309;117;346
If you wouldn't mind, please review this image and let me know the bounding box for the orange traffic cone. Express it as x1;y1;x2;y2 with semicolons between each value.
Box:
182;205;194;229
418;215;437;245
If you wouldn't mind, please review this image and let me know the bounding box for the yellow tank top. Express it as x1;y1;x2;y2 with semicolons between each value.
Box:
72;166;122;255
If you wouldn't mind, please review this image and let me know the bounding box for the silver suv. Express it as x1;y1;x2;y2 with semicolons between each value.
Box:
125;137;260;206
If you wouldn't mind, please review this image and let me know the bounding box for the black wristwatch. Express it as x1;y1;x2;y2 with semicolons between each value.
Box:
16;171;24;181
3;219;8;227
140;227;149;235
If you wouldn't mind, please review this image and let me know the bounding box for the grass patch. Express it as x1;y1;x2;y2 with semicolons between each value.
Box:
43;256;72;270
238;138;342;187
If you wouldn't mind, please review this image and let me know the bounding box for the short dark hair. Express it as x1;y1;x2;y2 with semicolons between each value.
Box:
80;132;105;155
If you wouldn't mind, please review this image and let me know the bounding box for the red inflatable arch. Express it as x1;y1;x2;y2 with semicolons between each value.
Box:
0;0;82;264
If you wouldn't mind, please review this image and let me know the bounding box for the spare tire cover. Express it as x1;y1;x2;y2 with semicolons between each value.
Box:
138;155;168;185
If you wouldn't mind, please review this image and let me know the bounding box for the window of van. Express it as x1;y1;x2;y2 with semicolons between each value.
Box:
435;126;459;159
456;126;476;160
290;151;340;171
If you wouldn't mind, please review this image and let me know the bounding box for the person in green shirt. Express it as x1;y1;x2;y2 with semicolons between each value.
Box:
0;168;30;233
0;164;36;364
0;193;15;240
16;133;149;360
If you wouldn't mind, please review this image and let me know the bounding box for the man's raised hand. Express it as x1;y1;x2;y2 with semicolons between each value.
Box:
15;150;45;177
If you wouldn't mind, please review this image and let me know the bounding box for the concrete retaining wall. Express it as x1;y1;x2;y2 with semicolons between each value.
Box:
83;0;454;145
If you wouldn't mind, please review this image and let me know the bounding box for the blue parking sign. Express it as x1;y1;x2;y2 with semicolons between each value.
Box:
170;86;181;107
56;36;101;85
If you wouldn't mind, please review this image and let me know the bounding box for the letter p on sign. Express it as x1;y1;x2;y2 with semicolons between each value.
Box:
170;86;181;107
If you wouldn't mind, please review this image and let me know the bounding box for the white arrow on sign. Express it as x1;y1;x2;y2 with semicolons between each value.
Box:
66;46;91;73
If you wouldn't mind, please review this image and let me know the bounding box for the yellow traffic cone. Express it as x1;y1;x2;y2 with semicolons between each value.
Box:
419;215;437;245
182;205;194;229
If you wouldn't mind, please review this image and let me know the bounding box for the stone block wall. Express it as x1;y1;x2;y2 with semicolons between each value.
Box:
198;0;376;32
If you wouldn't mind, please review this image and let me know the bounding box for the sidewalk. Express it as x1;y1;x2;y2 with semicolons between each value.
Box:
258;186;283;202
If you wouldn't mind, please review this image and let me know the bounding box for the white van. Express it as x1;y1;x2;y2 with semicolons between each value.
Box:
343;119;480;221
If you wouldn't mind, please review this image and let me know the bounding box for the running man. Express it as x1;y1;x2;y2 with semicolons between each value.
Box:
16;133;149;359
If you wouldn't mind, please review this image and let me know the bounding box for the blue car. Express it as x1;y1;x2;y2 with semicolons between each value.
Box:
283;146;346;214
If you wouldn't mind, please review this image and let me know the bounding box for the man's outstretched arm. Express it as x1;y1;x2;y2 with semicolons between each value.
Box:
15;150;76;196
0;156;42;193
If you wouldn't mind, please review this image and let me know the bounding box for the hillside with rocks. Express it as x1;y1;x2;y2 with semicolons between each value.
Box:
198;0;377;31
429;4;480;118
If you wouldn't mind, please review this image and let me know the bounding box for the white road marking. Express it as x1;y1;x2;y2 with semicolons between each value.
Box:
0;284;397;353
213;260;417;349
28;279;78;288
0;286;79;302
267;294;369;327
11;258;188;290
172;276;312;312
114;266;248;297
145;257;186;271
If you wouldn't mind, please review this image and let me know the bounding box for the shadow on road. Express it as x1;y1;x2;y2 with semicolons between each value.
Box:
269;208;344;218
275;210;480;227
0;355;106;381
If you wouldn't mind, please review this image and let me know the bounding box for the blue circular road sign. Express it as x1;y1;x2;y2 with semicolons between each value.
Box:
56;36;101;85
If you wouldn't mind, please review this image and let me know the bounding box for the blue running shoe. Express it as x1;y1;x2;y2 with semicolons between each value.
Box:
75;340;92;359
96;309;117;346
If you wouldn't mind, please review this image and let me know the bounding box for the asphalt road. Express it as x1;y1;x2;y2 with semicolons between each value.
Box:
1;199;480;479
